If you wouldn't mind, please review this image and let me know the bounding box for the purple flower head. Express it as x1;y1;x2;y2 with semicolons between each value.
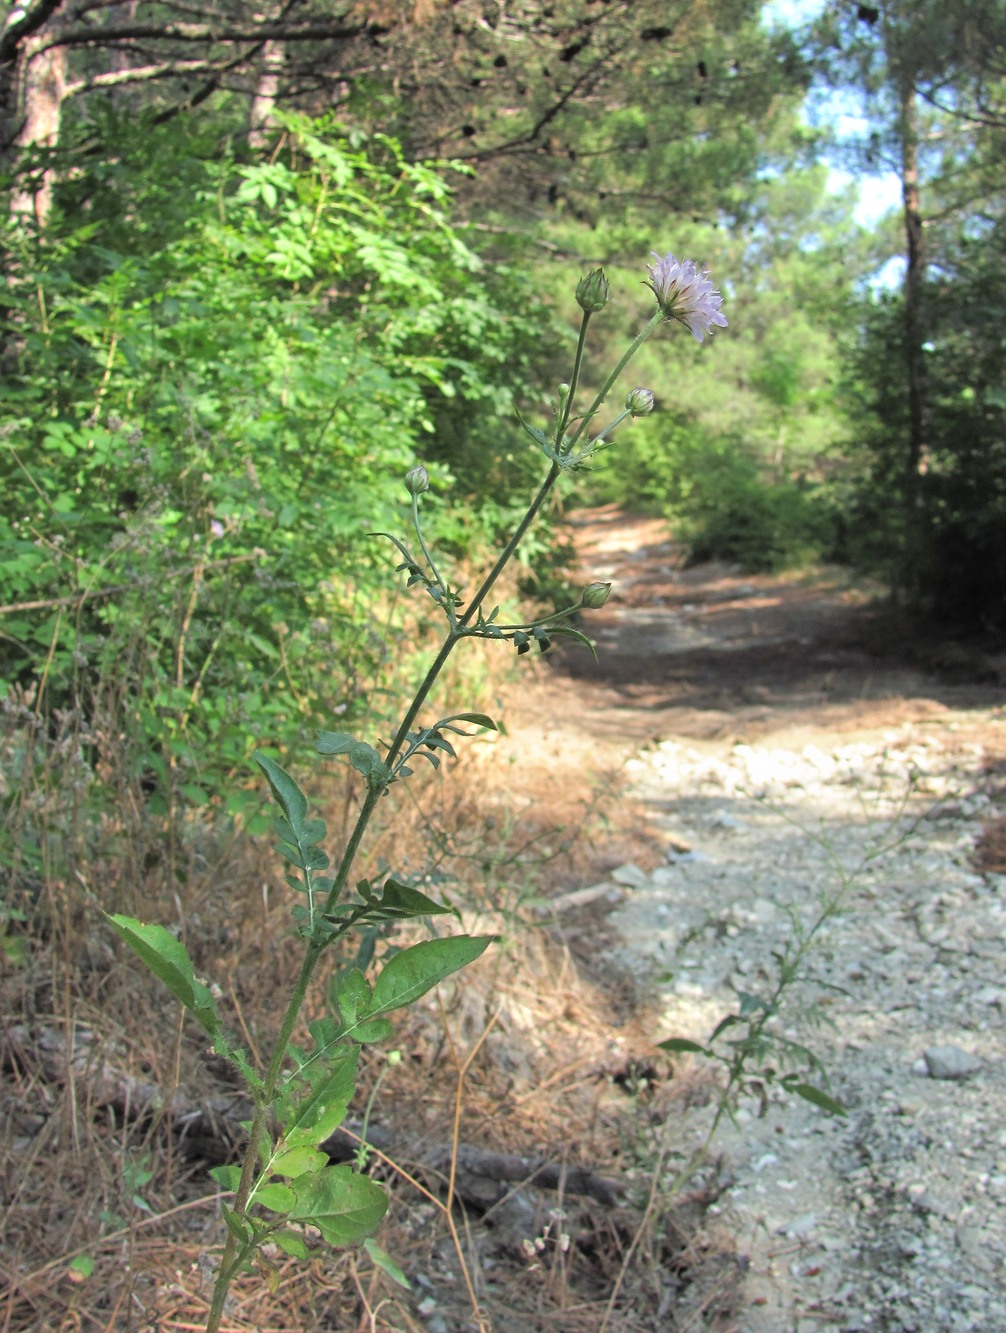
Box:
645;253;728;342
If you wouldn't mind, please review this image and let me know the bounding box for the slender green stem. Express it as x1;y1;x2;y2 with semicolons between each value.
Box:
205;936;324;1331
492;600;583;631
321;785;383;917
591;407;632;441
556;311;591;447
383;630;462;767
566;311;664;453
459;462;560;628
411;493;450;615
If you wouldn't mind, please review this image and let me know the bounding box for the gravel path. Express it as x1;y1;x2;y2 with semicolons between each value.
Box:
607;724;1006;1331
549;508;1006;1331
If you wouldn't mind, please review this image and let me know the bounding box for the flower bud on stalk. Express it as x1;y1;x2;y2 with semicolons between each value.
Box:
626;388;655;417
581;581;612;609
405;465;429;496
575;268;611;313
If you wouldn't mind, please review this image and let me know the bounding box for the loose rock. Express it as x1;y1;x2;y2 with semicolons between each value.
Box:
923;1045;984;1080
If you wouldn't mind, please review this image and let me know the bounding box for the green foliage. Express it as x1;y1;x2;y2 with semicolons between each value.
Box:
97;255;707;1330
840;215;1006;623
678;445;839;572
574;166;865;570
1;111;553;838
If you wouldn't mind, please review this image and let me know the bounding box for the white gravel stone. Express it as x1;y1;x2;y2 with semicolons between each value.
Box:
923;1045;984;1080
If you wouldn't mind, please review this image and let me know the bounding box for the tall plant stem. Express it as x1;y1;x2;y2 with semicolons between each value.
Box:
459;461;561;629
205;934;325;1331
567;311;663;453
204;460;566;1333
556;311;591;444
204;299;662;1333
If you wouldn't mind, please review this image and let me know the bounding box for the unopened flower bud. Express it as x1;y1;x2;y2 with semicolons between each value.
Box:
557;383;571;400
626;388;655;417
575;268;610;313
581;581;612;609
405;465;429;496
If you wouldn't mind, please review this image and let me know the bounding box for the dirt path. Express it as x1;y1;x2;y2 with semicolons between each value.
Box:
524;507;1006;1332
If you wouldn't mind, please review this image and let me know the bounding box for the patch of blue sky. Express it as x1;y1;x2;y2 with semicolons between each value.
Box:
761;0;902;234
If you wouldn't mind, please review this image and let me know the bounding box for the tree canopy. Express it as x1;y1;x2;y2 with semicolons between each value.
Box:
3;0;1005;834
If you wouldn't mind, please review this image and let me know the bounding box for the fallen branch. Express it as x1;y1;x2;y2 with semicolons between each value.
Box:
5;1024;625;1210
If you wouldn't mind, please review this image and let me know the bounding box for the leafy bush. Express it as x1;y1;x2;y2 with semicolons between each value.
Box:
592;412;838;571
843;234;1006;626
0;112;554;826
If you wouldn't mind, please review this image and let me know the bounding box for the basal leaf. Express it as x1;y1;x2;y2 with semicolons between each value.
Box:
255;1182;297;1213
273;1230;310;1259
210;1164;242;1192
348;1017;394;1044
336;969;372;1028
281;1046;359;1147
272;1145;328;1178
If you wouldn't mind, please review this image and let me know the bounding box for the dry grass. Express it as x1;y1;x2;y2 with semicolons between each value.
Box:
1;623;740;1333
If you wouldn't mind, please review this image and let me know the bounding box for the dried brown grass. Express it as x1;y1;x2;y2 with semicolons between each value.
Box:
1;631;737;1332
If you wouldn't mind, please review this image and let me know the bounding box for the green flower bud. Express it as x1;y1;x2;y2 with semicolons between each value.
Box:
558;383;571;400
575;267;611;313
626;388;655;417
405;465;429;496
581;581;612;609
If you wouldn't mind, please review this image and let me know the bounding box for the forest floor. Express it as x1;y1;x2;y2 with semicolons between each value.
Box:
501;504;1006;1332
5;505;1006;1333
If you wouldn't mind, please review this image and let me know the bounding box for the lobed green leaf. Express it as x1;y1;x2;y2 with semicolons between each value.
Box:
253;753;308;826
316;731;391;789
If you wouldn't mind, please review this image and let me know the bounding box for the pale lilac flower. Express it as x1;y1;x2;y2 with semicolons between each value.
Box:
645;252;728;341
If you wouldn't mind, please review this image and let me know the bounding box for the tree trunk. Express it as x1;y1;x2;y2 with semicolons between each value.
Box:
899;70;926;483
249;38;283;148
9;36;67;223
891;19;928;603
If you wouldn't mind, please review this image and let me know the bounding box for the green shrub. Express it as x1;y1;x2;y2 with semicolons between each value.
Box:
0;111;555;827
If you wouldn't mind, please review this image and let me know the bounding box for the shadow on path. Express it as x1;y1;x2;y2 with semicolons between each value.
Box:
547;505;1005;742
